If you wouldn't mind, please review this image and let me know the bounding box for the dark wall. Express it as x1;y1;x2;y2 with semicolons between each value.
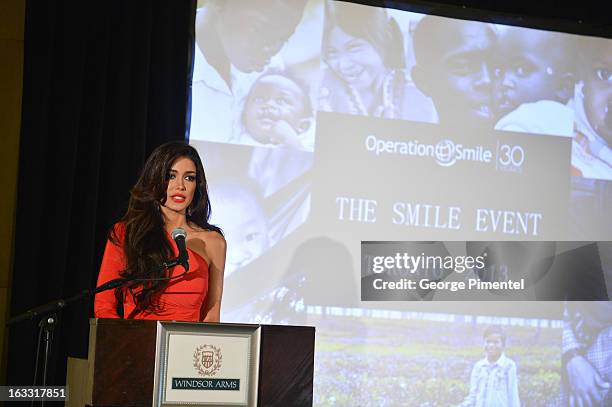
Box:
6;0;195;386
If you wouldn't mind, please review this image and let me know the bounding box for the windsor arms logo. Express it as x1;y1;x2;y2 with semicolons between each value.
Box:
193;344;222;377
171;344;240;390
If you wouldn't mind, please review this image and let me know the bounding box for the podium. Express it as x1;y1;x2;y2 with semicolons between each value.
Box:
67;318;315;407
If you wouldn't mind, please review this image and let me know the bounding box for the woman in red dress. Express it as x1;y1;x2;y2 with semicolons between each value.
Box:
94;141;226;322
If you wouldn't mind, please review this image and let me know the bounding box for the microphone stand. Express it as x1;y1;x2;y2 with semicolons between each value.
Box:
5;256;186;403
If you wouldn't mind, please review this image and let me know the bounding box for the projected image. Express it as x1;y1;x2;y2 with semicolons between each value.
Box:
318;2;435;122
190;0;321;150
312;310;561;407
569;177;612;239
240;71;315;150
567;38;612;238
561;302;612;406
190;1;612;405
411;16;498;129
209;177;271;276
317;7;579;136
191;0;612;146
570;37;612;181
193;141;313;277
224;235;360;324
492;28;576;136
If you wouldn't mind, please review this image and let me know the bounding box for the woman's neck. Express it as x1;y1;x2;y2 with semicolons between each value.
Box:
160;206;188;232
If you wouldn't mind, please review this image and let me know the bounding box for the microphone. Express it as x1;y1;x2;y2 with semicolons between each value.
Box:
171;228;189;272
95;277;129;293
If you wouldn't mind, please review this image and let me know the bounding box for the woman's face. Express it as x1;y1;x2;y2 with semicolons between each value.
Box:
164;156;197;214
324;26;385;90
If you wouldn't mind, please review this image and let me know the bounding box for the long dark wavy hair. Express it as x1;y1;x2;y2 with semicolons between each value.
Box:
111;141;222;315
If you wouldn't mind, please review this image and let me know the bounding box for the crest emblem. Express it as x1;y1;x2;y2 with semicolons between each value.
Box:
202;351;214;369
193;344;222;376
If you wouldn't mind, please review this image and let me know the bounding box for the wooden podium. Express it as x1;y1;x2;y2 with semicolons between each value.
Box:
67;318;315;407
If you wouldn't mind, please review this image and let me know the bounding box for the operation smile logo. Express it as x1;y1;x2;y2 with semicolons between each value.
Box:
434;139;457;166
434;139;490;167
193;344;222;377
364;134;525;171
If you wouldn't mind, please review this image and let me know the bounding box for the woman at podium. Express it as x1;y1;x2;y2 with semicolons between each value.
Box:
94;141;226;322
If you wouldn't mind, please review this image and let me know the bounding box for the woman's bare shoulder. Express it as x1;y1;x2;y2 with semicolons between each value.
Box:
189;226;225;249
184;226;225;266
202;229;225;246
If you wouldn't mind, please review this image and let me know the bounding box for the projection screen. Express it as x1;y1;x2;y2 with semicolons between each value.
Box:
189;1;612;405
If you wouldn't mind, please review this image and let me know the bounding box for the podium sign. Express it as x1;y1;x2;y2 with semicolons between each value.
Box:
66;319;314;407
153;322;261;406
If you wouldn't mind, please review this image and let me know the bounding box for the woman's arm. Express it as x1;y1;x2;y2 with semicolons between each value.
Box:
201;233;227;322
94;238;125;318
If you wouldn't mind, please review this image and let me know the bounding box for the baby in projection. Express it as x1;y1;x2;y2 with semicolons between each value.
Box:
239;72;314;151
492;27;576;136
209;178;270;278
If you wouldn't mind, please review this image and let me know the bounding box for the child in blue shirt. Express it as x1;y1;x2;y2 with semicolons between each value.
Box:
459;326;520;407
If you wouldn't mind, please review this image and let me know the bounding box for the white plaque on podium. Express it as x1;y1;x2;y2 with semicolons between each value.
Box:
152;322;261;406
